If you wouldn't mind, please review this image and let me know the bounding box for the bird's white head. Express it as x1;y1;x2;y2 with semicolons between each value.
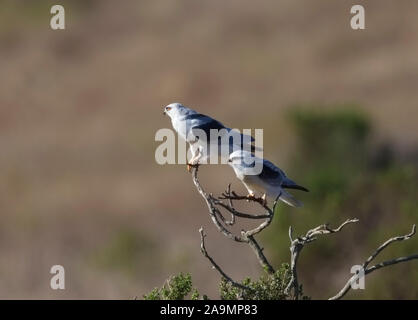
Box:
163;103;195;119
228;150;263;176
227;150;257;166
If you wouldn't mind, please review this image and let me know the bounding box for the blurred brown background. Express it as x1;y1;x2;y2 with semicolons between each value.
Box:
0;0;417;299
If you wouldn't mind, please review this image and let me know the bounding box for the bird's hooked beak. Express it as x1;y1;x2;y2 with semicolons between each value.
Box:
163;106;172;116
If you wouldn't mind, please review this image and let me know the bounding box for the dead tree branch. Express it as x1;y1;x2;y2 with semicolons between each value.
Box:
199;227;253;293
285;219;359;299
329;224;418;300
191;167;244;243
191;166;276;275
191;166;417;300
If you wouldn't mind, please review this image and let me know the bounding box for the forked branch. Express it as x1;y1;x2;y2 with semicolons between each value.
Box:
199;227;253;293
329;224;418;300
285;219;359;299
191;166;275;274
191;166;417;300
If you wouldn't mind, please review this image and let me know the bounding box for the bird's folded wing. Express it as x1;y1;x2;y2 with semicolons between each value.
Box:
258;160;285;186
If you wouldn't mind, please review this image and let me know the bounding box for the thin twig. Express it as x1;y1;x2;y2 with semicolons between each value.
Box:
224;184;236;225
285;219;359;299
212;199;271;220
329;224;418;300
191;167;276;274
246;235;275;274
220;191;269;208
362;225;416;269
191;167;245;243
199;227;253;292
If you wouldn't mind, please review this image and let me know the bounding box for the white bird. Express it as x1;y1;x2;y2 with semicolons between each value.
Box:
228;150;308;207
163;103;257;170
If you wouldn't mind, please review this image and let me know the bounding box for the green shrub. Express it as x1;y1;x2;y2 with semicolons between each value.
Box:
144;273;202;300
144;264;310;300
220;263;309;300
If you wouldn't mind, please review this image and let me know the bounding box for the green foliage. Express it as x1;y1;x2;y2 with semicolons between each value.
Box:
143;273;200;300
144;265;309;300
190;288;201;300
220;263;308;300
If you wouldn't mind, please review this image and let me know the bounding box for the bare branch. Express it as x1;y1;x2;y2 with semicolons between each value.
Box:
285;219;359;299
190;166;417;300
191;167;245;243
366;253;418;273
223;184;236;225
242;211;274;237
246;234;275;274
191;166;276;274
305;218;360;238
212;199;271;220
362;224;416;269
329;224;418;300
199;227;253;293
220;191;272;212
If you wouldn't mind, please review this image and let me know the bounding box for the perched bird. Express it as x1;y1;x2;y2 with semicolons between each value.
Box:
163;103;257;170
228;150;308;207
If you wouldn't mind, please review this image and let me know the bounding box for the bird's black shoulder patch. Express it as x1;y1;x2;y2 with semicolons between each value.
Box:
259;160;282;181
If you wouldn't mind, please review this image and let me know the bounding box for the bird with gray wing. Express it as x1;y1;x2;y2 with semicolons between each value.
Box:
163;103;257;171
228;150;308;207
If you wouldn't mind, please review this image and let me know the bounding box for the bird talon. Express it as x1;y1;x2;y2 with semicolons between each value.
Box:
187;163;200;172
246;193;256;201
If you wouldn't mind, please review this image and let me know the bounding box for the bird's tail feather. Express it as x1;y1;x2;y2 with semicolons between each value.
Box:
282;178;309;192
279;189;303;207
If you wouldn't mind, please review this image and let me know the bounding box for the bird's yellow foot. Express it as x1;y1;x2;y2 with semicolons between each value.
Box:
246;193;256;201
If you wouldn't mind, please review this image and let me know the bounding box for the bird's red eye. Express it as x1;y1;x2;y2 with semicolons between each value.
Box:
166;107;172;111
